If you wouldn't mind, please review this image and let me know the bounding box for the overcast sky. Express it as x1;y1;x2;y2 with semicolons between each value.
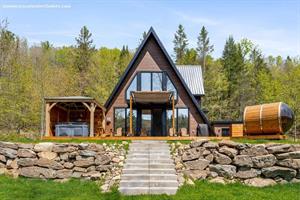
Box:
0;0;299;58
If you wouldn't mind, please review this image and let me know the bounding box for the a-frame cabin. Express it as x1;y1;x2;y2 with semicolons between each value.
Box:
104;27;211;137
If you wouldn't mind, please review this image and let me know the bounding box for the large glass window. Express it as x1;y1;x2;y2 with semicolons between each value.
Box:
141;110;151;136
126;76;137;100
126;109;137;135
114;108;126;134
166;76;177;100
125;71;178;100
141;73;151;91
177;108;189;132
167;109;177;133
152;72;163;91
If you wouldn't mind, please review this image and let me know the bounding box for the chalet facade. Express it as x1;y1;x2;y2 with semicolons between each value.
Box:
104;28;211;137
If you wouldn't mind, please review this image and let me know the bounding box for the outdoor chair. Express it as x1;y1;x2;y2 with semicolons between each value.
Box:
180;128;189;137
115;127;123;136
169;128;176;136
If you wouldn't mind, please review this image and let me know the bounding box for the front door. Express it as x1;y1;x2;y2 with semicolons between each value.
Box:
152;109;163;136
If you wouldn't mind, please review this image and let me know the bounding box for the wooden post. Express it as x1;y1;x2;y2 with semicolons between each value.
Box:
102;110;106;135
83;102;96;137
172;95;175;136
130;95;133;135
45;102;57;137
45;103;50;137
90;103;96;137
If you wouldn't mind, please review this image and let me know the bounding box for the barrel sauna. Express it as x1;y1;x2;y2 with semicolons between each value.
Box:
243;102;294;135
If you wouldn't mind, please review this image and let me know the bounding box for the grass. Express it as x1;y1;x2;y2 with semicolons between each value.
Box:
0;175;299;200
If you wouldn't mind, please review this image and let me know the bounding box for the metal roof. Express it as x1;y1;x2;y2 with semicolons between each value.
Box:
176;65;205;96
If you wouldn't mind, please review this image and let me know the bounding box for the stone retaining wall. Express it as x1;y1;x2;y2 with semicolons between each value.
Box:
171;140;300;187
0;141;127;191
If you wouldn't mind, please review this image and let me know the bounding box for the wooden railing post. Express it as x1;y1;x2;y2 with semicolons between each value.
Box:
130;95;133;135
172;95;175;136
45;103;50;137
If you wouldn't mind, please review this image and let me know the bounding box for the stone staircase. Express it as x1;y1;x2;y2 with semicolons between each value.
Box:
119;140;178;195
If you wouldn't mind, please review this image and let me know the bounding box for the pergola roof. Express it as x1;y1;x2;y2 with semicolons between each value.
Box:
44;96;105;111
131;91;173;104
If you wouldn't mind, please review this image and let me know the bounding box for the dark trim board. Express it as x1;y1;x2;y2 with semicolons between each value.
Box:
104;27;211;132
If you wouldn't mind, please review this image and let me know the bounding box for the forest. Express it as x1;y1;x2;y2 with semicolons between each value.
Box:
0;20;299;136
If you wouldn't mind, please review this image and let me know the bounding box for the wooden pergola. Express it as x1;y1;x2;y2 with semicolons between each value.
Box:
128;91;176;136
43;96;106;137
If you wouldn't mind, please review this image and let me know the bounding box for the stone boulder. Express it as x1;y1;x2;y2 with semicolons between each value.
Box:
183;169;208;180
0;142;18;149
95;155;111;165
182;148;201;161
184;159;210;170
190;139;208;148
18;143;34;149
74;158;95;167
209;164;236;179
233;155;253;167
17;158;37;167
218;140;239;148
56;169;73;179
262;166;297;181
203;142;218;149
19;166;56;179
79;150;96;157
235;168;260;179
0;155;6;162
267;144;292;154
240;144;268;156
209;177;226;184
38;152;58;160
36;158;64;170
34;143;54;152
252;154;277;168
276;151;300;160
0;147;17;159
63;162;74;169
96;165;112;172
214;151;232;164
244;177;276;187
277;159;300;169
219;146;238;158
52;145;76;153
17;149;36;158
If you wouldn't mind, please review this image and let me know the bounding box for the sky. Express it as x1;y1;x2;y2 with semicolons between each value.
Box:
0;0;299;58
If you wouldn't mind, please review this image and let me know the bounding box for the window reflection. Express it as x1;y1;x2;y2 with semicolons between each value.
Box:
152;73;163;91
141;73;151;91
178;108;189;131
114;108;126;134
126;76;137;100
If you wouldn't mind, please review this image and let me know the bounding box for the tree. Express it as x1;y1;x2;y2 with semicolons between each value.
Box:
197;26;214;74
139;31;147;44
75;26;95;94
222;36;245;119
181;48;199;65
173;24;188;64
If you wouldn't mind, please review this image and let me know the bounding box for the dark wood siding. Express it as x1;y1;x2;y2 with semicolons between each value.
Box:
105;36;204;136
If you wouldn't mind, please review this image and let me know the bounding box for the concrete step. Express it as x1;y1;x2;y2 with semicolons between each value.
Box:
127;155;171;159
122;168;176;174
124;163;175;169
125;159;174;164
119;187;177;195
121;174;177;181
120;180;179;187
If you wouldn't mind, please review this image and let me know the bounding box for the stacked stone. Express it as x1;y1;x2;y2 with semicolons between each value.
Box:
171;140;300;187
0;141;126;191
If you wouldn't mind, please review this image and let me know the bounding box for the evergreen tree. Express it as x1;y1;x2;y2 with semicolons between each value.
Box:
75;26;95;95
75;26;95;73
222;36;244;119
181;48;199;65
197;26;214;73
173;24;188;64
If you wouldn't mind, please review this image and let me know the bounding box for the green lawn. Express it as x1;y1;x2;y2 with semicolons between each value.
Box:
0;176;299;200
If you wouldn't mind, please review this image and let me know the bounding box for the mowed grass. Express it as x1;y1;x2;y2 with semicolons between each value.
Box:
0;176;299;200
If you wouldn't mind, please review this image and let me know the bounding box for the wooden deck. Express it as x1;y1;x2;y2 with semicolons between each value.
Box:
42;134;285;141
42;136;230;141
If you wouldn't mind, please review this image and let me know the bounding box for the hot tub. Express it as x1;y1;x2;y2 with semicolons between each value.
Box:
55;123;89;137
